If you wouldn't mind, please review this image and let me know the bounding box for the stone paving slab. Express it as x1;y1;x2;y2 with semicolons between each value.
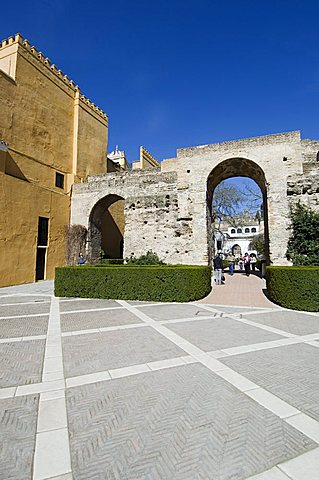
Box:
220;343;319;422
166;317;284;352
138;304;210;321
66;364;316;480
0;394;38;479
242;310;319;335
0;296;50;305
0;315;49;338
0;302;51;317
0;339;46;387
206;305;266;314
59;299;120;312
61;308;142;332
62;326;185;377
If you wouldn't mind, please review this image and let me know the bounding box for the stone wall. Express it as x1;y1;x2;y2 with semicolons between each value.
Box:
71;131;319;267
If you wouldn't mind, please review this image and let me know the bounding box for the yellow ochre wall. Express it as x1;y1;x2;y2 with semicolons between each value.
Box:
0;34;108;287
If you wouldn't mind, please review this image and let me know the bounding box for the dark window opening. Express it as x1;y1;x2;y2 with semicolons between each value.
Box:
55;172;65;189
251;227;257;233
217;240;222;250
237;228;242;234
245;228;250;233
231;228;236;234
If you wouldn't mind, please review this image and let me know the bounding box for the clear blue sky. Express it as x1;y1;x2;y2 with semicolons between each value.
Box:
3;0;319;162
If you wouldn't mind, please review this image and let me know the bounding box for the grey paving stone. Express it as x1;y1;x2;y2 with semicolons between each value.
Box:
0;295;49;305
59;299;120;312
0;302;50;317
0;394;38;480
213;306;268;314
61;309;142;332
66;363;315;480
0;315;49;338
220;343;319;422
138;304;211;321
242;310;319;335
0;339;46;387
166;317;284;351
63;327;185;377
0;280;53;295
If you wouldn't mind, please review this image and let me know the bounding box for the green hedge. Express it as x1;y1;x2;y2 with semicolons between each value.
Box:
266;266;319;311
55;265;212;302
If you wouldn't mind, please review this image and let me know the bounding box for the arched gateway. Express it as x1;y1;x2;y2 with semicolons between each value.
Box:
71;131;319;265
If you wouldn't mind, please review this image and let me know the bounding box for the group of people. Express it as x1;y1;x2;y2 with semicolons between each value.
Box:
213;251;257;284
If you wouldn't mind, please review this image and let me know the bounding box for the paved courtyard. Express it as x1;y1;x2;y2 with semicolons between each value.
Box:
1;281;319;479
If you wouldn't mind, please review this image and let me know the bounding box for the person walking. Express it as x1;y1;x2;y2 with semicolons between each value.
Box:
242;252;251;276
213;253;223;285
250;253;257;272
228;253;235;275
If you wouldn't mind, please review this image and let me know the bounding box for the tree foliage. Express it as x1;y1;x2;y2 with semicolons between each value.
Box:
249;233;265;256
125;250;165;265
212;184;244;227
286;202;319;266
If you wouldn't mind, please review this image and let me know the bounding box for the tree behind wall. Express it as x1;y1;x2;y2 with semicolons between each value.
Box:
286;202;319;266
65;225;88;266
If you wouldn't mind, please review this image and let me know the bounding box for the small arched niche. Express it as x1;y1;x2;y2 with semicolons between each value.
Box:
89;194;125;262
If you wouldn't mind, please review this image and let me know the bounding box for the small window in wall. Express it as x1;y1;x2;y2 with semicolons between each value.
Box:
231;228;236;234
245;228;250;233
217;240;222;250
237;228;242;234
317;151;319;162
251;227;257;233
55;172;65;189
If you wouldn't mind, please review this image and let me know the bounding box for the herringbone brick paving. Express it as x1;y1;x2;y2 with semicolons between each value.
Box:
0;315;49;338
0;302;50;317
62;326;185;377
0;282;319;480
59;299;120;312
221;343;319;422
166;317;284;351
61;308;142;332
0;339;45;387
0;394;38;479
66;364;316;480
241;310;319;335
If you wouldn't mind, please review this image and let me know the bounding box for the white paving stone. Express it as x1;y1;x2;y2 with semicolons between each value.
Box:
147;357;187;370
66;371;111;388
246;388;300;419
285;413;319;443
278;447;319;479
37;397;68;432
109;363;151;379
33;428;71;480
43;356;64;374
16;380;65;397
216;368;259;392
0;386;16;399
40;390;65;402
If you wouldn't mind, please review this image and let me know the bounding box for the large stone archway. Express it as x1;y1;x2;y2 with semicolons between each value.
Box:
71;131;319;266
206;157;270;264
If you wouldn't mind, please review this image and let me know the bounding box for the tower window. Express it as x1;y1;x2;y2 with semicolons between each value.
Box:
55;172;65;189
245;228;250;233
231;228;236;234
237;228;242;234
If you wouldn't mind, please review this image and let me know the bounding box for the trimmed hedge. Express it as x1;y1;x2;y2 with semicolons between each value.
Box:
55;265;212;302
266;266;319;311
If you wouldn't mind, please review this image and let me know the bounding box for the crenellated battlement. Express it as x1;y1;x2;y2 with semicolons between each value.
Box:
0;33;108;120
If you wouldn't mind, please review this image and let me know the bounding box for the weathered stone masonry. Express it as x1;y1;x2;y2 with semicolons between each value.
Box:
71;131;319;266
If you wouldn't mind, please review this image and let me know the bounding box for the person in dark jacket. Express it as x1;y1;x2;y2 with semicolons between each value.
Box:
213;253;223;285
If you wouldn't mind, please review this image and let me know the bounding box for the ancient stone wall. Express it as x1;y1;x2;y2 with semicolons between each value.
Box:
71;131;319;267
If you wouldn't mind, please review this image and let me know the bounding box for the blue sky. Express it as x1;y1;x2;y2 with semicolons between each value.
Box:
2;0;319;163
